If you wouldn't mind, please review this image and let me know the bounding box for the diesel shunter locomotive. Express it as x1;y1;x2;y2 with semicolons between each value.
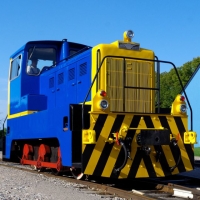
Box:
4;30;197;179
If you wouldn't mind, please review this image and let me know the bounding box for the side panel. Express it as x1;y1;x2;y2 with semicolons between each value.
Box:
45;72;56;109
55;66;72;165
67;63;77;103
10;78;21;114
77;57;91;103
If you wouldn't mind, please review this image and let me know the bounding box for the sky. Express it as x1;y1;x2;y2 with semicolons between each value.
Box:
0;0;200;127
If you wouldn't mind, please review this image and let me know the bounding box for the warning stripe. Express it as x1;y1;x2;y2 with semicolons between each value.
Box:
168;117;193;171
82;113;194;178
84;114;117;174
114;115;141;178
143;116;172;177
125;116;156;178
174;117;194;168
158;116;185;172
82;114;107;171
102;115;134;177
93;115;125;176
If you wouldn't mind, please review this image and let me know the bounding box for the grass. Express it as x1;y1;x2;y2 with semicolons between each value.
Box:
194;147;200;156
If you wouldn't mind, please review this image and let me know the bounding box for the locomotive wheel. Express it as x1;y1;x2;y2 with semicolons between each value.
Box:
70;167;85;180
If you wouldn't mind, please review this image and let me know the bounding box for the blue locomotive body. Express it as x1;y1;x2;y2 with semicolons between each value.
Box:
5;40;92;166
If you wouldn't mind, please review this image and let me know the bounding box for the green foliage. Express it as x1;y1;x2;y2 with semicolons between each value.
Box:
194;147;200;157
160;57;200;108
0;128;6;138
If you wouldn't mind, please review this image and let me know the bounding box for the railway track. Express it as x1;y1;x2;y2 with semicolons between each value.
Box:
0;159;200;199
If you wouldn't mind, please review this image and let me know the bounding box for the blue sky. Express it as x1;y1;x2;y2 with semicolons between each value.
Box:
0;0;200;125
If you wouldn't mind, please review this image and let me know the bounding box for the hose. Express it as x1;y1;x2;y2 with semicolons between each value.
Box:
169;139;181;172
114;140;128;173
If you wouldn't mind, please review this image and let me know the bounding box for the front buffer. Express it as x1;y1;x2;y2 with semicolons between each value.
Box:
82;112;195;179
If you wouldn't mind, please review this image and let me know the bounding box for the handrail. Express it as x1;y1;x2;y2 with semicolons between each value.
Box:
51;46;91;67
82;55;193;131
155;56;160;113
2;115;7;135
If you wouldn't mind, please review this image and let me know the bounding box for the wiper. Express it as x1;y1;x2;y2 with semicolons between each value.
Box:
28;46;36;60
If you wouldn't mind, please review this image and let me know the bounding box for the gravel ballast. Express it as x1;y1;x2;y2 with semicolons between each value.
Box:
0;152;199;199
0;166;113;200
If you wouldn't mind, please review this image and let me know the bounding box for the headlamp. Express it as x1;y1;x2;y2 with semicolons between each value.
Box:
100;100;109;110
126;30;134;39
180;104;187;113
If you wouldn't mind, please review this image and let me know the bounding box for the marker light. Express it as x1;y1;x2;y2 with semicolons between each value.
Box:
180;104;187;113
100;100;109;110
171;94;187;115
100;90;107;97
126;30;134;39
180;96;185;101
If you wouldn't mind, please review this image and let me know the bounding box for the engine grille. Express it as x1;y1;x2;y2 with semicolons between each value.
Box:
106;58;154;113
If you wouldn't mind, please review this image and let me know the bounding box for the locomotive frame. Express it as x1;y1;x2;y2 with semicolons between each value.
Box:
3;30;197;179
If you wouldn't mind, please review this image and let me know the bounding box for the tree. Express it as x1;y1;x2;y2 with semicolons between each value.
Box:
0;116;7;138
160;57;200;108
0;129;6;138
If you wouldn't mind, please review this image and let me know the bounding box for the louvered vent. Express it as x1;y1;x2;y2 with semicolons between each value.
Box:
106;58;154;113
49;77;54;88
80;62;87;76
58;72;64;84
68;68;75;80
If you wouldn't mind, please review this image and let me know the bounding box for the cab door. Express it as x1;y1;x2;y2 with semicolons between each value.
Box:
9;55;22;114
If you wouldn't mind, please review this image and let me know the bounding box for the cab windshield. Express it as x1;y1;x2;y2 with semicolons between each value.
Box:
27;47;56;75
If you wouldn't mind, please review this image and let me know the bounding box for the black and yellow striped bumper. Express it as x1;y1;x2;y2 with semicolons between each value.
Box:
82;113;194;178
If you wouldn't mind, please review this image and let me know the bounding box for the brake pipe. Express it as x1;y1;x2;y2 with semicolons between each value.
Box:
114;139;128;173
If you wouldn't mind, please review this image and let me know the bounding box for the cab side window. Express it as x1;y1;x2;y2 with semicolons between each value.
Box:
10;55;21;80
27;47;56;76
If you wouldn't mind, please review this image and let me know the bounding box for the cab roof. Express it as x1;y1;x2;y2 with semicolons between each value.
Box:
10;40;89;59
